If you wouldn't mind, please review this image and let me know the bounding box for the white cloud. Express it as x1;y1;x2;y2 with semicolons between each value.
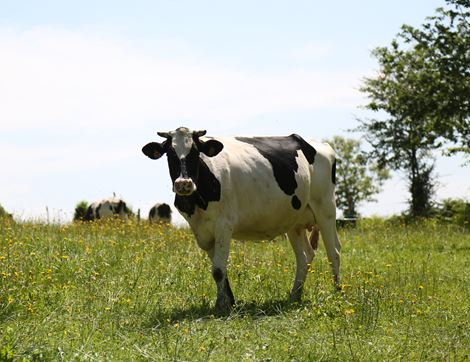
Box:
0;27;364;132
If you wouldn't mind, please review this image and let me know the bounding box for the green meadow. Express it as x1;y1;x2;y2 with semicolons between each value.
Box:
1;218;469;361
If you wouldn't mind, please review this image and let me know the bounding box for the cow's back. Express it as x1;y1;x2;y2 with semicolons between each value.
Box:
198;136;327;240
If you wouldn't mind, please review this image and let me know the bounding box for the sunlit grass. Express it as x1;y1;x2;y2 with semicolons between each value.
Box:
0;217;469;360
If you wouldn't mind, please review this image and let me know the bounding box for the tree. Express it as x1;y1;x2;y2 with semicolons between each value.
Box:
358;0;469;217
328;136;390;218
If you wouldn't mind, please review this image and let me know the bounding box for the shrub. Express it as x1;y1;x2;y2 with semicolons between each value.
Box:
73;201;89;222
433;198;470;230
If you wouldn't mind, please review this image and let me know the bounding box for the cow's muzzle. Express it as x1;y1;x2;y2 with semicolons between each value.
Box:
174;177;197;196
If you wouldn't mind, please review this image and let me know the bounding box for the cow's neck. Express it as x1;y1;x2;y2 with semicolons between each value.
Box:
174;158;221;217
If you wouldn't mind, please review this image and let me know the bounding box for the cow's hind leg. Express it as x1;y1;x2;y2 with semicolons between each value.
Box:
287;228;315;302
206;229;235;315
312;201;341;290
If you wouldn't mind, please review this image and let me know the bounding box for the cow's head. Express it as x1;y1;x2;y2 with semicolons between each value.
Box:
142;127;223;196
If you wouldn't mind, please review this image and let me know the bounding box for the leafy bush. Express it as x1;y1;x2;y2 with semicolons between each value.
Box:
383;198;470;230
73;201;89;222
433;198;470;230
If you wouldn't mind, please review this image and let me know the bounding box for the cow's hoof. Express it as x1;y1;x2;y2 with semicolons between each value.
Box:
215;304;232;316
215;296;234;316
289;291;302;304
215;307;230;317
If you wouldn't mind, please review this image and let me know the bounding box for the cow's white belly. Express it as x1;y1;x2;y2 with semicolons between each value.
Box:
232;228;288;241
229;183;311;240
229;202;296;239
184;195;306;247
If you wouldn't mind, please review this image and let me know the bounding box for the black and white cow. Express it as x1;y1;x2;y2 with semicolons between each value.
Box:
148;203;172;223
142;127;341;313
84;198;130;221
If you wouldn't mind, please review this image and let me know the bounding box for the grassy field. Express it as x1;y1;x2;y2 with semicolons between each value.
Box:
0;218;469;361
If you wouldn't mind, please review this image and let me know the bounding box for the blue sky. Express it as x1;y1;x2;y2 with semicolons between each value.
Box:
1;0;468;223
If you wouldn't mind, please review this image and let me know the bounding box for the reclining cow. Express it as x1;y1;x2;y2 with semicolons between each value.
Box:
142;127;341;314
148;203;172;224
83;198;130;221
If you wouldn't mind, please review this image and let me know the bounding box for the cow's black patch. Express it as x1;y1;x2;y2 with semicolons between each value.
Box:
212;268;223;283
236;134;316;209
156;203;171;218
116;200;126;214
150;203;171;219
291;195;301;210
331;159;336;185
292;134;316;164
95;204;102;219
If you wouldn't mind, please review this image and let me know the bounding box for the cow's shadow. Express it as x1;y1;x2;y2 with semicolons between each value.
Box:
147;299;310;328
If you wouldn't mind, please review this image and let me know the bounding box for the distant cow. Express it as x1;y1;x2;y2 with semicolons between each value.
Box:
84;198;130;221
149;203;172;223
142;127;341;314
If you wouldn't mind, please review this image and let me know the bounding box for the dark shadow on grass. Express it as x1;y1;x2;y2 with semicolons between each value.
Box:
231;298;312;318
146;298;311;328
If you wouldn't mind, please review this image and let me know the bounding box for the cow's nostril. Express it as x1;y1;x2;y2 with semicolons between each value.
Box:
174;178;196;195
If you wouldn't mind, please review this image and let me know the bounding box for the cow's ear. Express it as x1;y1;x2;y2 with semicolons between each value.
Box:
142;141;168;160
200;139;224;157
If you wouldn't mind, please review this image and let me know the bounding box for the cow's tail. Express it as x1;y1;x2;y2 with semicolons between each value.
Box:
331;157;336;185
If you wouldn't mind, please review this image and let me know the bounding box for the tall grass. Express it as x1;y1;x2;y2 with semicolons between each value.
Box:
1;218;469;361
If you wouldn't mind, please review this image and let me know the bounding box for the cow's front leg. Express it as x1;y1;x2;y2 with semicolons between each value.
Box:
207;230;234;315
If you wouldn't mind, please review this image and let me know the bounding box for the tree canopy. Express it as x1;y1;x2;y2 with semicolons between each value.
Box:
362;0;469;154
358;0;469;216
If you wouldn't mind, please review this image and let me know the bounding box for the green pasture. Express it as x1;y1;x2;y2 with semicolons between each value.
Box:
0;218;469;361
